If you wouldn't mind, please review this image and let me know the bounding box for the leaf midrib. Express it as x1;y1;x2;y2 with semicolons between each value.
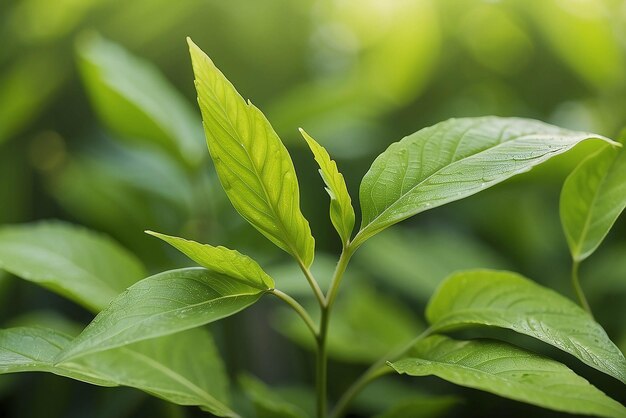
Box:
62;290;263;359
199;74;305;261
119;346;234;415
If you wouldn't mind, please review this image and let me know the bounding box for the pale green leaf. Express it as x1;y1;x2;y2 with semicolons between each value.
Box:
77;34;204;167
426;270;626;384
355;117;616;247
239;374;308;418
146;231;274;289
561;137;626;262
0;221;145;311
299;128;355;245
58;267;267;361
188;38;315;266
0;326;237;417
391;335;626;418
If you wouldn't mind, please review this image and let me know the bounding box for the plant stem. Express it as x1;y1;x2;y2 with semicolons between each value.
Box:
270;289;318;338
330;327;432;418
571;261;593;317
317;246;355;418
297;259;326;308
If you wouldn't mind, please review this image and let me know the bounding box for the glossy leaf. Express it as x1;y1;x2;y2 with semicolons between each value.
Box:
0;221;145;311
239;374;308;418
300;128;355;245
0;326;236;417
77;34;204;167
561;138;626;262
59;267;267;361
146;231;274;289
355;117;615;247
391;335;626;418
188;38;315;266
426;270;626;384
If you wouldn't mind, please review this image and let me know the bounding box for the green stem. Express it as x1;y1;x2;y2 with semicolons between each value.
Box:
330;328;432;418
270;289;318;338
571;261;593;317
317;246;355;418
297;259;326;308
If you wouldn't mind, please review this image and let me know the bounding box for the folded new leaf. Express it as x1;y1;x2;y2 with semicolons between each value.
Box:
426;269;626;384
58;267;270;361
300;129;355;245
390;335;626;418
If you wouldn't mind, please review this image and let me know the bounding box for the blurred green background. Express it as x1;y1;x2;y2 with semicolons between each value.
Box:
1;0;625;416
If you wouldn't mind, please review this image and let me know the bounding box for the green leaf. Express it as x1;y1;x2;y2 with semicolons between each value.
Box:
0;221;145;311
68;329;235;417
0;326;237;417
0;327;115;386
146;231;274;289
390;335;626;418
58;267;268;361
426;269;626;384
299;128;355;245
355;117;616;247
188;38;315;267
239;374;309;418
77;33;204;167
560;137;626;262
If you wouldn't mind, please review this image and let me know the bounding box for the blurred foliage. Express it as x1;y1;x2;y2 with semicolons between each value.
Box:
1;0;625;416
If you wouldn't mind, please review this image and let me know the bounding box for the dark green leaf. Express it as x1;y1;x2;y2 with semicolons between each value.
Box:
426;270;626;383
391;335;626;418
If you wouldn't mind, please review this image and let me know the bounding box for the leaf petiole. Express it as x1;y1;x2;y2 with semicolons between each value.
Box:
270;289;318;339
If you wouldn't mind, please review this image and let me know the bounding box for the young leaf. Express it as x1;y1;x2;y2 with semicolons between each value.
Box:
58;267;269;361
0;326;237;417
188;38;315;266
77;34;204;167
390;335;626;418
355;117;616;247
299;128;355;245
0;221;145;311
426;269;626;384
146;231;274;289
560;136;626;262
